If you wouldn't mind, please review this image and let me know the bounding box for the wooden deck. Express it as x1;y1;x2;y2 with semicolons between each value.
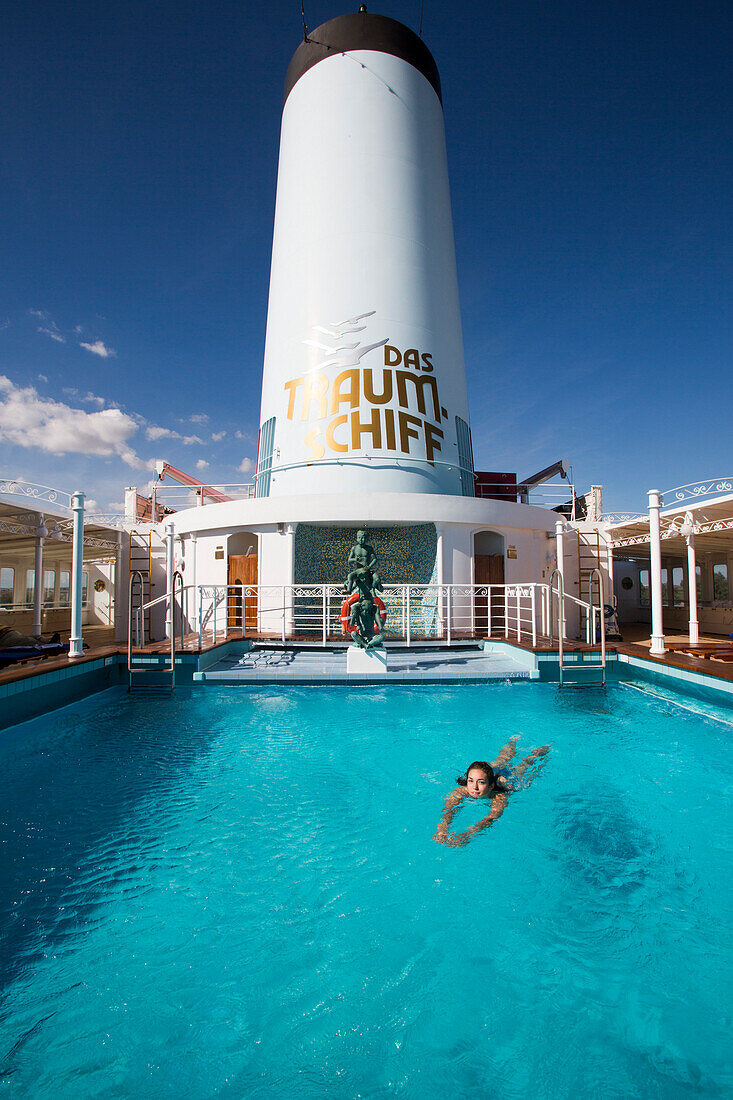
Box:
3;627;733;687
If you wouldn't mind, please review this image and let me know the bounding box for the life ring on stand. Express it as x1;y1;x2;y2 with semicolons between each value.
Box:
340;591;387;635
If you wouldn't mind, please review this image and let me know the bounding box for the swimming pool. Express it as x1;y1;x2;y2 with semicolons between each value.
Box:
1;682;730;1097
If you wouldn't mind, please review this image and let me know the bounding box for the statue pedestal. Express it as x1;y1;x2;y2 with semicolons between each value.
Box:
347;645;388;675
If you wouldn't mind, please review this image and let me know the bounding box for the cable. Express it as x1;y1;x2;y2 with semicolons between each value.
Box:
418;0;425;38
300;0;308;41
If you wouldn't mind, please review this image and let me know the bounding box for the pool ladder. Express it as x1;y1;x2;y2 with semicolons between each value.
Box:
550;568;606;688
128;570;184;692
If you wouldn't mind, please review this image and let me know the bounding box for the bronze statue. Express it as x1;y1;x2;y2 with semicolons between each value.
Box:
343;528;386;649
344;529;377;594
349;596;385;649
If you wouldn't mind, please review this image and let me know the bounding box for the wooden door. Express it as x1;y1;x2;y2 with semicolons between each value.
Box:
474;554;505;635
228;554;258;633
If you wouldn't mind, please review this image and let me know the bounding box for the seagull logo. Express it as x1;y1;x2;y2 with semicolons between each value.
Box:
302;310;388;374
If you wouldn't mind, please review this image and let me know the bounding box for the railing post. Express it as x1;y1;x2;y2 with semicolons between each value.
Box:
487;585;493;638
447;586;452;645
239;583;245;639
322;586;327;646
406;586;411;647
504;587;509;639
69;490;85;658
198;585;203;649
281;586;286;643
515;590;521;640
531;585;537;647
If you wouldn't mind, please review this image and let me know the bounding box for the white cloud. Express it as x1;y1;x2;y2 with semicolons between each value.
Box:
195;459;210;471
83;392;105;407
0;320;10;332
39;327;65;343
84;498;100;513
74;324;84;335
188;413;209;424
211;430;226;442
37;373;48;383
237;457;254;474
0;375;148;469
80;339;116;358
146;425;180;441
234;430;248;440
182;434;204;446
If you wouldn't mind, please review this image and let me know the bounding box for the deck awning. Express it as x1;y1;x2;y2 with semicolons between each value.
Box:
605;479;733;556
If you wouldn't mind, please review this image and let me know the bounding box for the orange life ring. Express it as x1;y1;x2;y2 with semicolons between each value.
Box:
340;592;386;635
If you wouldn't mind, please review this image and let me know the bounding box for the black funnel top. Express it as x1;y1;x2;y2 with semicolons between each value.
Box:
284;11;442;105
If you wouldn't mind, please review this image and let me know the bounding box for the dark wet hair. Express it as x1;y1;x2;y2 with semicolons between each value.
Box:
456;760;504;791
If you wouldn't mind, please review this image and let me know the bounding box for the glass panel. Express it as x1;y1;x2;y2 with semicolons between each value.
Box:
43;569;56;606
255;417;276;499
455;417;475;497
713;563;729;601
59;570;71;607
82;571;88;606
639;569;650;607
0;567;14;606
672;566;685;606
661;568;669;605
25;568;35;606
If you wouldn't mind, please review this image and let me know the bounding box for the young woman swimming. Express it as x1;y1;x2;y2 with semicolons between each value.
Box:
433;736;550;847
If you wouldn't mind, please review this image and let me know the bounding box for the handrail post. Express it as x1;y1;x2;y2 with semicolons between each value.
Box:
198;585;203;650
406;586;411;647
487;585;492;638
447;586;451;645
504;587;509;639
515;589;521;641
322;585;327;646
281;586;286;643
531;585;537;647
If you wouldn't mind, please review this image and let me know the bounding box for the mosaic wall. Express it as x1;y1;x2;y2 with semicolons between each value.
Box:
293;524;440;637
294;524;437;585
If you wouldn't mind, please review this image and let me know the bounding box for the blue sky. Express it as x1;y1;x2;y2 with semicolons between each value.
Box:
1;0;730;513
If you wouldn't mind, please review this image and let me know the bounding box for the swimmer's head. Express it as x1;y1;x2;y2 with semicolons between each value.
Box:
457;761;499;798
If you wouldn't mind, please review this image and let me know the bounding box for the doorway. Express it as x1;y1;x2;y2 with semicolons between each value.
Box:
227;551;258;633
474;531;505;635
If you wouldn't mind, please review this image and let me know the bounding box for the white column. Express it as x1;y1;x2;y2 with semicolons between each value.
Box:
648;489;666;655
684;514;699;644
32;516;46;636
435;523;444;585
69;491;85;657
555;519;566;639
165;521;175;638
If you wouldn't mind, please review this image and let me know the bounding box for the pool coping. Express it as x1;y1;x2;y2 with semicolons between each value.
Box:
2;639;732;731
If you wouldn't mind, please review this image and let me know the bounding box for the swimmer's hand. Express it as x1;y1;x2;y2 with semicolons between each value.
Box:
433;830;467;847
527;745;550;759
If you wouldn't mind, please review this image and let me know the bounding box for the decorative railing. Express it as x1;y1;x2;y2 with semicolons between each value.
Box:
188;582;598;649
0;477;72;509
662;477;733;507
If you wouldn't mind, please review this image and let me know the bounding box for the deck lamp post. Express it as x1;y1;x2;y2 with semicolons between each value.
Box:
648;489;666;656
69;491;85;658
679;512;699;644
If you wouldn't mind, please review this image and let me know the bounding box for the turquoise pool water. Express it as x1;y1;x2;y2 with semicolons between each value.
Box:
0;682;731;1098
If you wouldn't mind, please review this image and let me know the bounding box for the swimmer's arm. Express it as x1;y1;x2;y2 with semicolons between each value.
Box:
454;793;508;845
512;745;551;779
433;788;465;844
490;735;520;769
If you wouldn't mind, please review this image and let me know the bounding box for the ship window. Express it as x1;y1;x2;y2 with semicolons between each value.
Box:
639;569;650;606
25;568;35;606
43;569;56;606
82;571;89;606
256;417;276;499
59;570;71;607
455;417;475;497
661;568;669;605
672;567;685;606
0;567;15;606
713;563;729;601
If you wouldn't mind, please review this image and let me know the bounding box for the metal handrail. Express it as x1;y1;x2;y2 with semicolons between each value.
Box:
549;570;565;681
588;567;607;686
128;570;144;689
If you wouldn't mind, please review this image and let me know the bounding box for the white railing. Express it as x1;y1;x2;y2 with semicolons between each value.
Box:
189;582;597;649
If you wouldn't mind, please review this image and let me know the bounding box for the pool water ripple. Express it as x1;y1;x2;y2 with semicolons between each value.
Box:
0;682;731;1097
